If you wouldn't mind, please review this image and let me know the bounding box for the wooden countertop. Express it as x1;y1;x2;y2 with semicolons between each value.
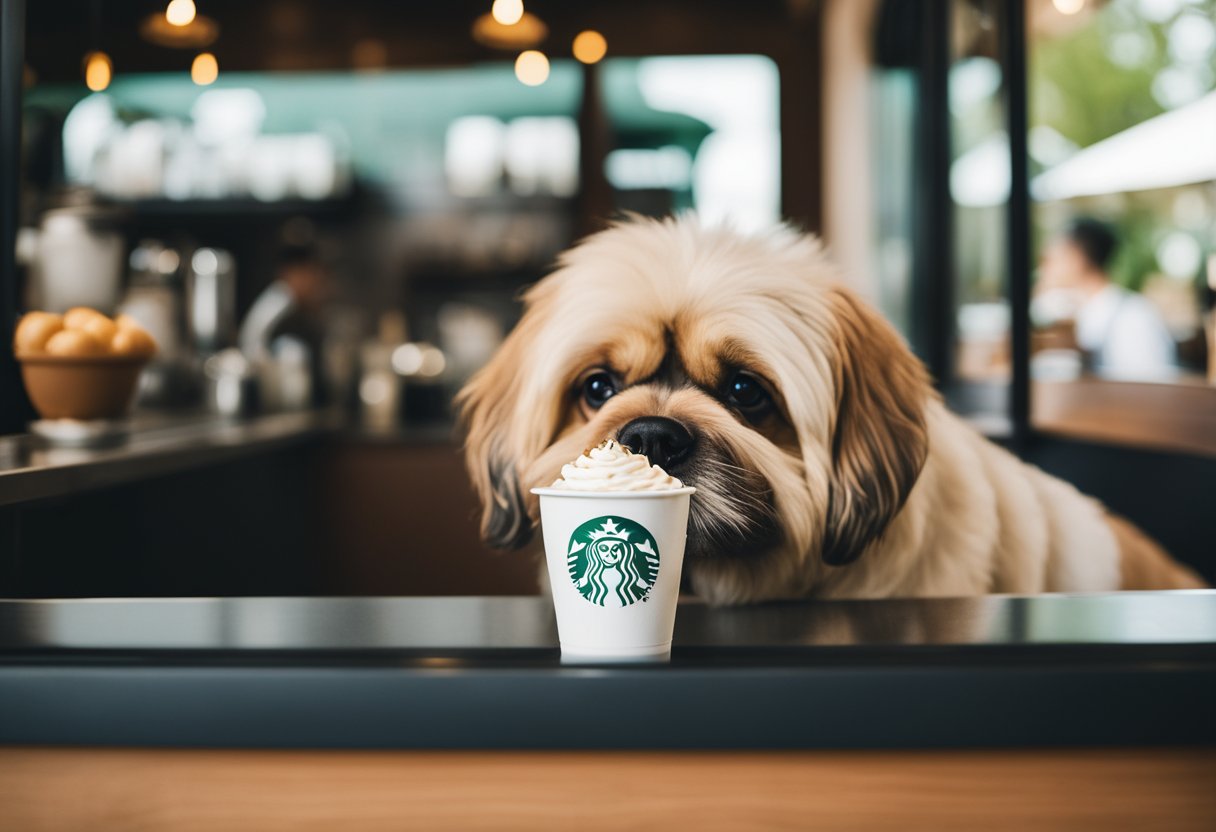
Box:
1033;378;1216;458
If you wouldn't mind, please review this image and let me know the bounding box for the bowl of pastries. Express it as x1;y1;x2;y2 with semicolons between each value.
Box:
14;307;158;420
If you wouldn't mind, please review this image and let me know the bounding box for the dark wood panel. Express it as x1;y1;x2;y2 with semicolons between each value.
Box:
318;440;540;595
4;445;328;597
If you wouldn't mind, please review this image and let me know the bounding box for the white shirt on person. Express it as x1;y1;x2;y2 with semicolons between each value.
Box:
1074;284;1176;381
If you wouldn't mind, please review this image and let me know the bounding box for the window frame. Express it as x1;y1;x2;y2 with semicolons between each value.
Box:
0;0;29;433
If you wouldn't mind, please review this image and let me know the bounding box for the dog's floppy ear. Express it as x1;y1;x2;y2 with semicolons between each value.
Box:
456;331;534;550
820;288;930;566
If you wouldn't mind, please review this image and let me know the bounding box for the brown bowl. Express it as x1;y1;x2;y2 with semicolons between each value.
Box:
19;354;149;420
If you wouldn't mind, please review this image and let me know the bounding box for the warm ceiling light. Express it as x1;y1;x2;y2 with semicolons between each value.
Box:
471;11;547;50
1051;0;1085;14
191;52;218;85
491;0;524;26
514;50;549;86
140;12;219;48
166;0;197;27
572;30;607;64
83;51;112;92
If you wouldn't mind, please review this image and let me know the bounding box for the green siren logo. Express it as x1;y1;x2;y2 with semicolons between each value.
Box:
567;516;660;607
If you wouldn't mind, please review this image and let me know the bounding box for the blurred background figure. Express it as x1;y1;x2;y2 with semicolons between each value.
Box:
239;244;330;359
1037;218;1176;381
239;244;332;409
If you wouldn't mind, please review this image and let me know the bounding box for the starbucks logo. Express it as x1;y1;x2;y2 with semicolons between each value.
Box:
567;516;660;607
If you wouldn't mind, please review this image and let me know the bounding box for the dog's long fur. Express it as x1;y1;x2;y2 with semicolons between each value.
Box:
458;217;1204;603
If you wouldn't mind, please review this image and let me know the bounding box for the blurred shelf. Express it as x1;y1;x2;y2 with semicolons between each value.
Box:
119;195;360;221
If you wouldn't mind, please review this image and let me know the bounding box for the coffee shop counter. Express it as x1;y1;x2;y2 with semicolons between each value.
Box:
1;593;1213;827
0;410;338;508
0;412;526;599
0;410;474;508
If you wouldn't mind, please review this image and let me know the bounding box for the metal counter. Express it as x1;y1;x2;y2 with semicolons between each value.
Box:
2;592;1213;749
0;411;335;507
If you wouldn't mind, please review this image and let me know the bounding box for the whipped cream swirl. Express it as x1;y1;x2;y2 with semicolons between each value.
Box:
551;438;684;492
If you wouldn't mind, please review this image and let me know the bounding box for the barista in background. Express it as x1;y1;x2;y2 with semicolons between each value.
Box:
239;244;332;406
1037;218;1176;381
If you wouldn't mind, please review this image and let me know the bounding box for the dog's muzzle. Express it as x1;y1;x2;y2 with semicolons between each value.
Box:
617;416;782;560
617;416;696;473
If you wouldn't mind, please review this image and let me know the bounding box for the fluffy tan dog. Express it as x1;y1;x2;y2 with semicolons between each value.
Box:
458;217;1204;603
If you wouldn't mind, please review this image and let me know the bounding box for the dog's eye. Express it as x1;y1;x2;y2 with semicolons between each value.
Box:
582;372;617;408
726;372;768;410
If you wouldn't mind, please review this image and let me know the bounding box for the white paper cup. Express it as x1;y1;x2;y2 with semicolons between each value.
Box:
531;486;695;662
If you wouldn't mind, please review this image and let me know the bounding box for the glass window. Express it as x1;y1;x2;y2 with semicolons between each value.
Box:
1027;0;1216;453
600;55;781;231
950;0;1013;432
871;61;918;337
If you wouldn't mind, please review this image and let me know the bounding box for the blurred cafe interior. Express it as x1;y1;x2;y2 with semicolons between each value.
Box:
1;0;1215;827
2;0;1213;595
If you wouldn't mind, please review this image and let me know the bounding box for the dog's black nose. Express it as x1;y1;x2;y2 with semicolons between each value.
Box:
618;417;696;471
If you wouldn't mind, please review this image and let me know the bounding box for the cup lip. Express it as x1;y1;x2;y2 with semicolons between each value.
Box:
530;486;696;498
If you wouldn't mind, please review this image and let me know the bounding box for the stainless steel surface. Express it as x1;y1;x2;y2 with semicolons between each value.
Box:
121;239;200;408
29;418;130;448
0;410;334;507
203;348;259;416
188;247;236;354
122;239;186;358
2;591;1214;652
3;593;1214;749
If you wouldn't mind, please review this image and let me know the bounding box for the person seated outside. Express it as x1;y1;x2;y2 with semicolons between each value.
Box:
1036;218;1176;381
